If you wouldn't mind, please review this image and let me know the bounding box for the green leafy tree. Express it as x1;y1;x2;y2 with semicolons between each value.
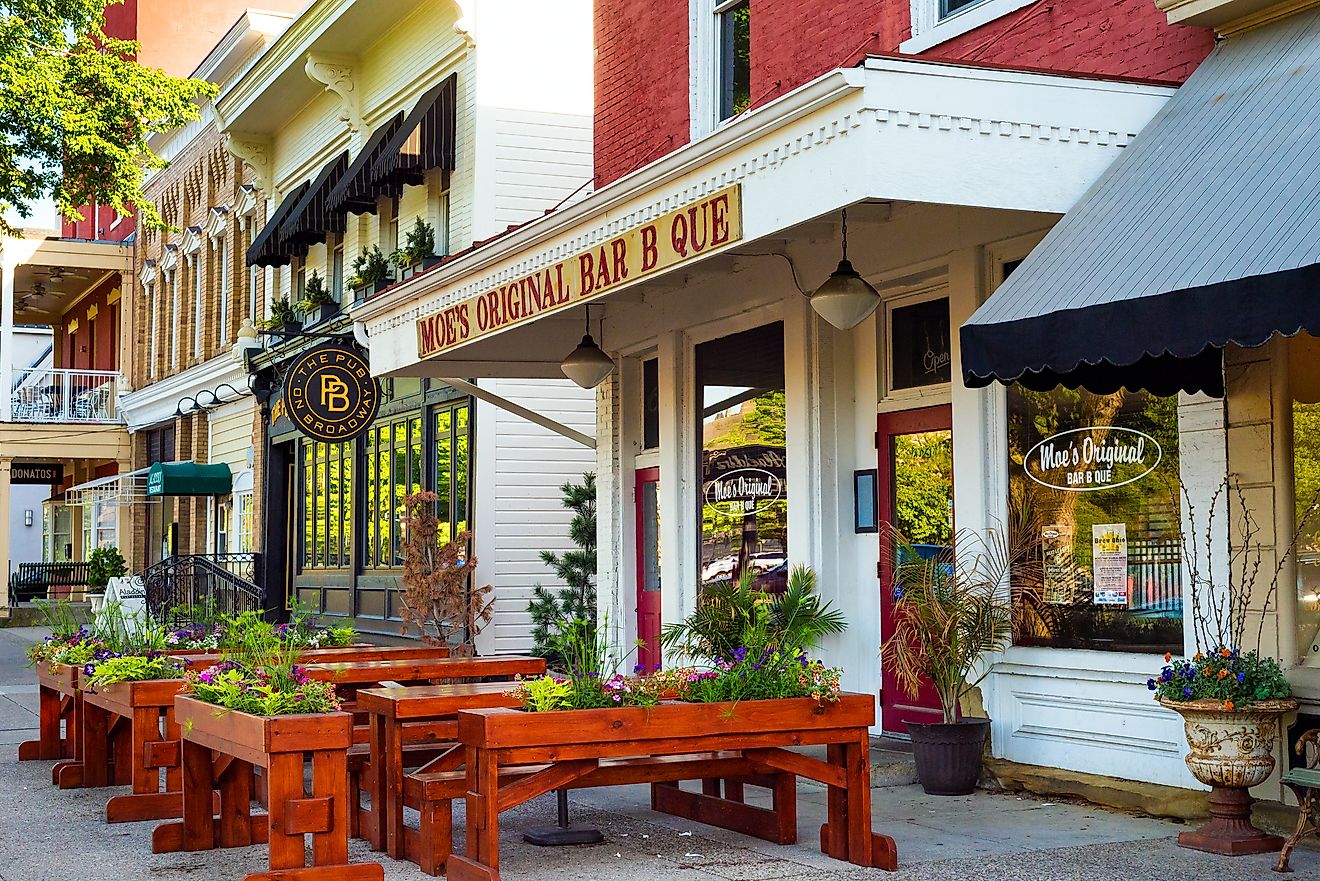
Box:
87;544;126;591
528;473;596;666
0;1;216;232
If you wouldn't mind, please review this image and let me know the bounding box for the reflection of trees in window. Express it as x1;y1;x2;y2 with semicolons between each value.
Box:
1007;386;1182;653
893;431;952;546
301;440;353;569
434;401;471;548
364;416;423;569
1293;401;1320;662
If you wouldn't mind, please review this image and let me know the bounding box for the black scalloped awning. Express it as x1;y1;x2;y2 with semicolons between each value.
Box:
960;11;1320;398
369;74;457;193
278;151;350;258
326;113;405;215
246;181;310;269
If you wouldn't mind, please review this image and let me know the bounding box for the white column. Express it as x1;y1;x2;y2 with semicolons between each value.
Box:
0;260;14;422
0;458;12;589
657;330;696;650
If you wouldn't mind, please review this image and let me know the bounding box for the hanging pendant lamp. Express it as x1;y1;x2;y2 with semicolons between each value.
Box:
560;303;615;389
809;208;881;330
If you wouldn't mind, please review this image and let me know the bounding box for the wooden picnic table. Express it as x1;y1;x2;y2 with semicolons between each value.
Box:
447;694;898;881
18;662;88;787
355;682;524;866
302;655;544;688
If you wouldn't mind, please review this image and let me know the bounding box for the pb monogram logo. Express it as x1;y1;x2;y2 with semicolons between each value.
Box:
285;344;379;442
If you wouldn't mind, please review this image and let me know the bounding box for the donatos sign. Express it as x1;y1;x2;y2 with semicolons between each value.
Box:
416;185;743;358
285;344;379;443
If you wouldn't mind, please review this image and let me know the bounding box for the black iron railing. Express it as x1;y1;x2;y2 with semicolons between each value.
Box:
8;561;94;606
143;553;264;625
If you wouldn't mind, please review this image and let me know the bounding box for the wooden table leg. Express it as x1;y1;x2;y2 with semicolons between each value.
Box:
367;710;387;851
218;756;255;848
385;716;405;858
110;714;134;785
266;751;307;871
108;707;184;823
450;746;501;881
80;699;110;788
311;749;350;867
163;707;183;794
819;735;897;871
153;736;216;853
19;684;61;760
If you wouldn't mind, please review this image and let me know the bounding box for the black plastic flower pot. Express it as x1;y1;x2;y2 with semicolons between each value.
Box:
908;718;990;796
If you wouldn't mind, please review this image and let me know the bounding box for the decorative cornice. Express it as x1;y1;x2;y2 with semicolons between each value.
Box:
141;260;158;287
160;243;181;273
205;206;229;241
235;184;259;220
304;52;362;132
223;134;273;191
452;0;475;46
181;225;205;256
118;353;252;432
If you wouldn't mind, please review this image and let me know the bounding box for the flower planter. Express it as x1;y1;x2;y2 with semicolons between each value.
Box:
1162;697;1298;855
908;718;990;796
280;319;303;336
400;255;443;280
155;694;382;881
18;662;84;777
304;302;340;325
447;694;898;880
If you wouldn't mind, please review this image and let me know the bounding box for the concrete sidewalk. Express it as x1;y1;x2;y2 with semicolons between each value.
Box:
0;625;1309;881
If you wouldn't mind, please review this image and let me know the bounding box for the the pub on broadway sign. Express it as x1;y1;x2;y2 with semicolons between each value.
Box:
284;344;380;443
416;184;743;358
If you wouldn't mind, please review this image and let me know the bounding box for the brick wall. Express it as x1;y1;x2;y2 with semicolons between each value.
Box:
592;0;1214;184
593;0;691;187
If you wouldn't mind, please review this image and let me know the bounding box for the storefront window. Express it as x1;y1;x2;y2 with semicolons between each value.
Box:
1295;395;1320;665
236;493;254;553
698;323;787;590
434;400;471;547
363;416;422;568
82;495;117;554
302;440;353;569
1008;386;1183;653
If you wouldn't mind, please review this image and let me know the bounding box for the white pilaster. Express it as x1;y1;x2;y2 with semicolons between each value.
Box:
0;260;13;422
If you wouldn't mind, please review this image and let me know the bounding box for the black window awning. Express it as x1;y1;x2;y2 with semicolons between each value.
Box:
246;181;310;269
326;113;405;215
959;9;1320;398
279;151;350;257
369;74;457;192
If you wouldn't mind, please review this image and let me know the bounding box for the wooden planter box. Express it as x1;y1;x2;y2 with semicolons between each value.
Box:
448;693;897;881
155;695;382;881
83;678;189;820
18;662;83;779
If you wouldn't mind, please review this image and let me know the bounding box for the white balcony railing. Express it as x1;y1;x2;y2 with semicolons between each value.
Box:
11;368;121;424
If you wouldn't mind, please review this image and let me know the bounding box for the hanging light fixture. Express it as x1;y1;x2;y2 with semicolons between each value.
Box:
809;208;881;330
560;303;615;389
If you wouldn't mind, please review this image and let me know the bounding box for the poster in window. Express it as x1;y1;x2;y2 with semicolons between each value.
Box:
1091;523;1129;606
1041;523;1076;605
890;298;951;390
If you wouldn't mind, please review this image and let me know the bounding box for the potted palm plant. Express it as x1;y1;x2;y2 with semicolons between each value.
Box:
882;523;1032;796
296;269;338;325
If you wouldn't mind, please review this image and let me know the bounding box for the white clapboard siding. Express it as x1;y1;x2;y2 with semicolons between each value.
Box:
472;378;596;655
491;109;593;230
208;399;257;473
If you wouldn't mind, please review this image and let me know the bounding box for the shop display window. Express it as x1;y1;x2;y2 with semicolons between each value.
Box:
1008;385;1183;653
302;440;353;569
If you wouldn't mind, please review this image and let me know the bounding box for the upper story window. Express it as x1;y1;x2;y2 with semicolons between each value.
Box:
192;256;204;359
717;0;751;121
941;0;984;16
216;238;230;348
903;0;1037;53
146;282;157;379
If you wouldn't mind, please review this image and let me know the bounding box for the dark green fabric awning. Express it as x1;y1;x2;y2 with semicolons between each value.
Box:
146;461;232;497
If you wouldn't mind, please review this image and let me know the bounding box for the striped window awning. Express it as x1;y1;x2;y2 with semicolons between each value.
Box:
278;151;350;258
245;181;310;269
326;113;405;216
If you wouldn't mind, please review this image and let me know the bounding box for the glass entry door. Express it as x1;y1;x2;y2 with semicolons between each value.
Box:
635;467;661;669
878;405;953;733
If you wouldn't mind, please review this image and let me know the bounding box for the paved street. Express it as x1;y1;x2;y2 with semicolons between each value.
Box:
0;627;1309;881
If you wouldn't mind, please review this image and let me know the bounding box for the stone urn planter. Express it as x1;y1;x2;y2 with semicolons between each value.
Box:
1162;697;1298;855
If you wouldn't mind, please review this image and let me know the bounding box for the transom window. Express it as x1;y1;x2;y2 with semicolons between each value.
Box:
717;0;750;121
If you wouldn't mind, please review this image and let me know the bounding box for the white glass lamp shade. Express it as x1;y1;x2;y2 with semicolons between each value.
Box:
560;333;615;388
809;258;881;330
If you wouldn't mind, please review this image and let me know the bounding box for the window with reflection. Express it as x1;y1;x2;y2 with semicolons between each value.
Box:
301;440;353;569
698;323;787;591
434;399;471;547
364;415;423;569
1008;386;1182;653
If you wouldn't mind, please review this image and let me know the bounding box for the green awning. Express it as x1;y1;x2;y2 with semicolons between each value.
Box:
146;461;232;497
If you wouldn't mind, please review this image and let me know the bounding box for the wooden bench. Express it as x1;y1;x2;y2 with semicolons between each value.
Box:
1277;727;1320;872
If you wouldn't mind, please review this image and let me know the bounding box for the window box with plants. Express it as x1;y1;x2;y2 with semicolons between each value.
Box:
445;570;897;879
261;296;302;336
349;245;394;300
296;269;339;325
391;217;442;280
155;636;384;881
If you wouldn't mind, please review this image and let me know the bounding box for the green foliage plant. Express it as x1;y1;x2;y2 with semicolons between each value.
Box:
528;473;597;665
297;270;333;312
391;217;437;269
882;521;1034;725
349;245;390;289
87;545;127;591
662;565;846;663
0;1;218;233
262;296;299;330
85;653;182;687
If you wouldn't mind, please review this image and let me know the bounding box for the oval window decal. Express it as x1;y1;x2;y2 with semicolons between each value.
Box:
704;467;784;516
1024;426;1162;493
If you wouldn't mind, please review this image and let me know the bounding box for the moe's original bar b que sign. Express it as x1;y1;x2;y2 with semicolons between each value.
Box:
417;185;743;358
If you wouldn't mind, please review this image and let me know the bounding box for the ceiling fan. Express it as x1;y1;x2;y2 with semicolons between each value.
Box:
41;267;89;283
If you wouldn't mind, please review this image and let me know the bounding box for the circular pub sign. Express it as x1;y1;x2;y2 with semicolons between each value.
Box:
284;344;379;442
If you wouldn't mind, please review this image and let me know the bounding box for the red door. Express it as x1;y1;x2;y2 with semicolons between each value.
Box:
878;406;953;734
635;467;662;670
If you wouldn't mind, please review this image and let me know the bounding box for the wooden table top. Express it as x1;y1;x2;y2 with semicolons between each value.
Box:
303;655;545;685
356;682;522;719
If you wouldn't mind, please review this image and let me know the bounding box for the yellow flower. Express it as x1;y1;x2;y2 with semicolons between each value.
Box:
1218;669;1228;680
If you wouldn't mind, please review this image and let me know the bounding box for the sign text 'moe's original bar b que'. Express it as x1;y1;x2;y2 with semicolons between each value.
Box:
416;185;743;358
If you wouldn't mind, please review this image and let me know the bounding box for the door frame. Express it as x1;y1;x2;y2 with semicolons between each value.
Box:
877;404;953;734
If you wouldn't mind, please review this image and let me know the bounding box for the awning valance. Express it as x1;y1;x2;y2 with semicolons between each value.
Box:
66;467;152;508
368;74;458;192
960;10;1320;398
278;151;350;257
246;181;311;269
146;461;232;497
326;113;405;215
